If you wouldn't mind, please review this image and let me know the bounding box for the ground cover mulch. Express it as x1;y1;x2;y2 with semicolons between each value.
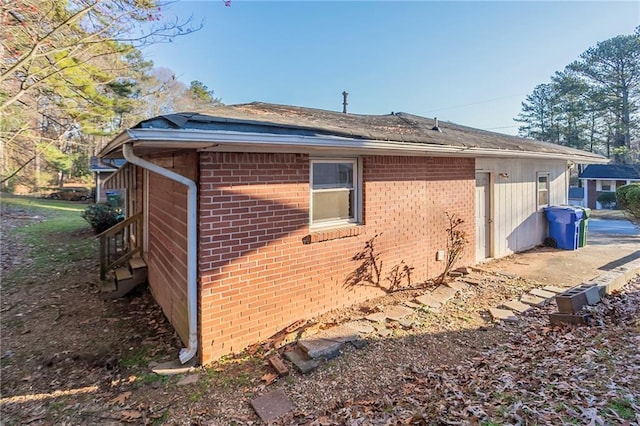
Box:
1;202;638;425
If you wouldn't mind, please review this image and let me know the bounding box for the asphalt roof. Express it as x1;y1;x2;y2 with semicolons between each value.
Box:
89;156;126;171
114;102;606;161
580;164;640;180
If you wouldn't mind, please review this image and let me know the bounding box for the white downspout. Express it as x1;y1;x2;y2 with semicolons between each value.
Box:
123;144;198;364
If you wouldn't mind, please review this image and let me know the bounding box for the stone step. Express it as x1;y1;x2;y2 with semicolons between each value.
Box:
283;348;319;374
542;285;566;294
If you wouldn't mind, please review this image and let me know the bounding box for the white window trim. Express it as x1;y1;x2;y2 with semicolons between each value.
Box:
596;180;615;192
310;157;362;229
537;172;550;209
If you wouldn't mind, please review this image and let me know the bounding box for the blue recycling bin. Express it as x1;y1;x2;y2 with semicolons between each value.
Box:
544;206;583;250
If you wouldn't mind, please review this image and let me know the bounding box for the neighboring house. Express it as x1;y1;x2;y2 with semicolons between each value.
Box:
579;164;640;210
98;102;607;364
88;156;126;202
567;187;585;207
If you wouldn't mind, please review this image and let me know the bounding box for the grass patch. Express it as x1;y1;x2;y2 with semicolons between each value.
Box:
607;398;635;420
2;195;95;284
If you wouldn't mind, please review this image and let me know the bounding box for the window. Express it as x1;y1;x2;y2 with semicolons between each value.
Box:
598;180;613;192
537;173;549;208
310;159;360;227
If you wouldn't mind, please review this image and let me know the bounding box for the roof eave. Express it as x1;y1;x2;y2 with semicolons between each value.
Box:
98;128;609;163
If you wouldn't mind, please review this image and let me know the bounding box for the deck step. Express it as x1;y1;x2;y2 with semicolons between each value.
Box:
129;257;147;270
115;267;133;282
100;280;117;293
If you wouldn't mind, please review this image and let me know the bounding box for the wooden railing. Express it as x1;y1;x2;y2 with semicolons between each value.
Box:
98;211;143;280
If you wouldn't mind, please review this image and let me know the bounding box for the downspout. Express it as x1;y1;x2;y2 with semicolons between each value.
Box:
123;143;198;364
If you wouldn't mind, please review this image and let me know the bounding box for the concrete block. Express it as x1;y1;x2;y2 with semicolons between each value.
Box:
549;312;591;326
555;291;588;314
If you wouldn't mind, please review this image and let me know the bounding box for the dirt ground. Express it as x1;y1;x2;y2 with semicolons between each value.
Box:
1;202;639;425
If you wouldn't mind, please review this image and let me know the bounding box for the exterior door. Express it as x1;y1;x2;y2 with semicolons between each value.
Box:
475;172;491;261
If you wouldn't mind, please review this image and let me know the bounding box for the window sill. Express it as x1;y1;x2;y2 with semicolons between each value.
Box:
302;225;364;244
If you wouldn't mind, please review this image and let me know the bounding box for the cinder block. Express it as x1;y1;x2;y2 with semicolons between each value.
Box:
555;292;588;314
549;312;591;326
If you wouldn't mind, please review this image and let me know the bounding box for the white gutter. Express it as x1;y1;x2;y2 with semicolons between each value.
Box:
123;143;198;364
104;128;609;164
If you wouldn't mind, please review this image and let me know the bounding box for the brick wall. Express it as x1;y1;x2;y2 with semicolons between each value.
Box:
198;152;475;363
146;151;198;344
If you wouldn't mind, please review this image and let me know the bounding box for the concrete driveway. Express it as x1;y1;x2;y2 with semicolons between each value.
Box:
481;219;640;288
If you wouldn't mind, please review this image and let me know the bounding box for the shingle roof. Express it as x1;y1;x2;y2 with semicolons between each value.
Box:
580;164;640;180
129;102;606;160
89;156;126;172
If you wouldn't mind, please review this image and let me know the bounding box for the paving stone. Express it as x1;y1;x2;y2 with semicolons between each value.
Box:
415;295;442;309
498;271;519;279
250;389;295;423
500;300;532;314
365;312;387;323
542;285;566;294
298;338;342;359
317;325;359;343
530;288;557;299
448;271;464;278
384;305;414;321
461;277;483;286
549;312;591;326
344;320;375;335
488;307;518;323
399;317;414;328
432;286;458;302
520;294;547;307
404;301;422;309
176;374;199;386
448;281;468;292
376;327;392;337
283;348;319;374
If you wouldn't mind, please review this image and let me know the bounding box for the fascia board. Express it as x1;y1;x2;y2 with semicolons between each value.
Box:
103;128;610;163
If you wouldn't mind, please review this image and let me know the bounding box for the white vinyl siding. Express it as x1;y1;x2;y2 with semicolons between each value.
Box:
476;158;568;258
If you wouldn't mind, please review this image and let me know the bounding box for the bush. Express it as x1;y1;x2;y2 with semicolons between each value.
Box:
616;183;640;225
82;203;123;234
597;191;617;209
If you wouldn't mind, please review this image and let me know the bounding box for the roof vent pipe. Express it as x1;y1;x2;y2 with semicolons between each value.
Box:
342;91;348;114
432;117;442;132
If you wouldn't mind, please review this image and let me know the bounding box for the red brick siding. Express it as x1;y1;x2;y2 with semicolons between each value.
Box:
587;180;597;209
146;151;198;344
198;152;474;363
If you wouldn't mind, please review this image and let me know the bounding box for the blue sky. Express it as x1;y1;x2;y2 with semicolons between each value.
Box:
145;1;639;135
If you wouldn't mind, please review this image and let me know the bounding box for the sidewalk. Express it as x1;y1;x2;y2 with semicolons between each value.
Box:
480;229;639;287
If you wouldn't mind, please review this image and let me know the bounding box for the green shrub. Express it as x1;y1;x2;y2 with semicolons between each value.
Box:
82;203;123;234
597;191;618;209
616;183;640;224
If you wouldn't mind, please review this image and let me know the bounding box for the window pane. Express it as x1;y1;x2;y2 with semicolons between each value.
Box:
538;191;548;206
312;189;354;222
538;176;548;190
313;163;353;188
